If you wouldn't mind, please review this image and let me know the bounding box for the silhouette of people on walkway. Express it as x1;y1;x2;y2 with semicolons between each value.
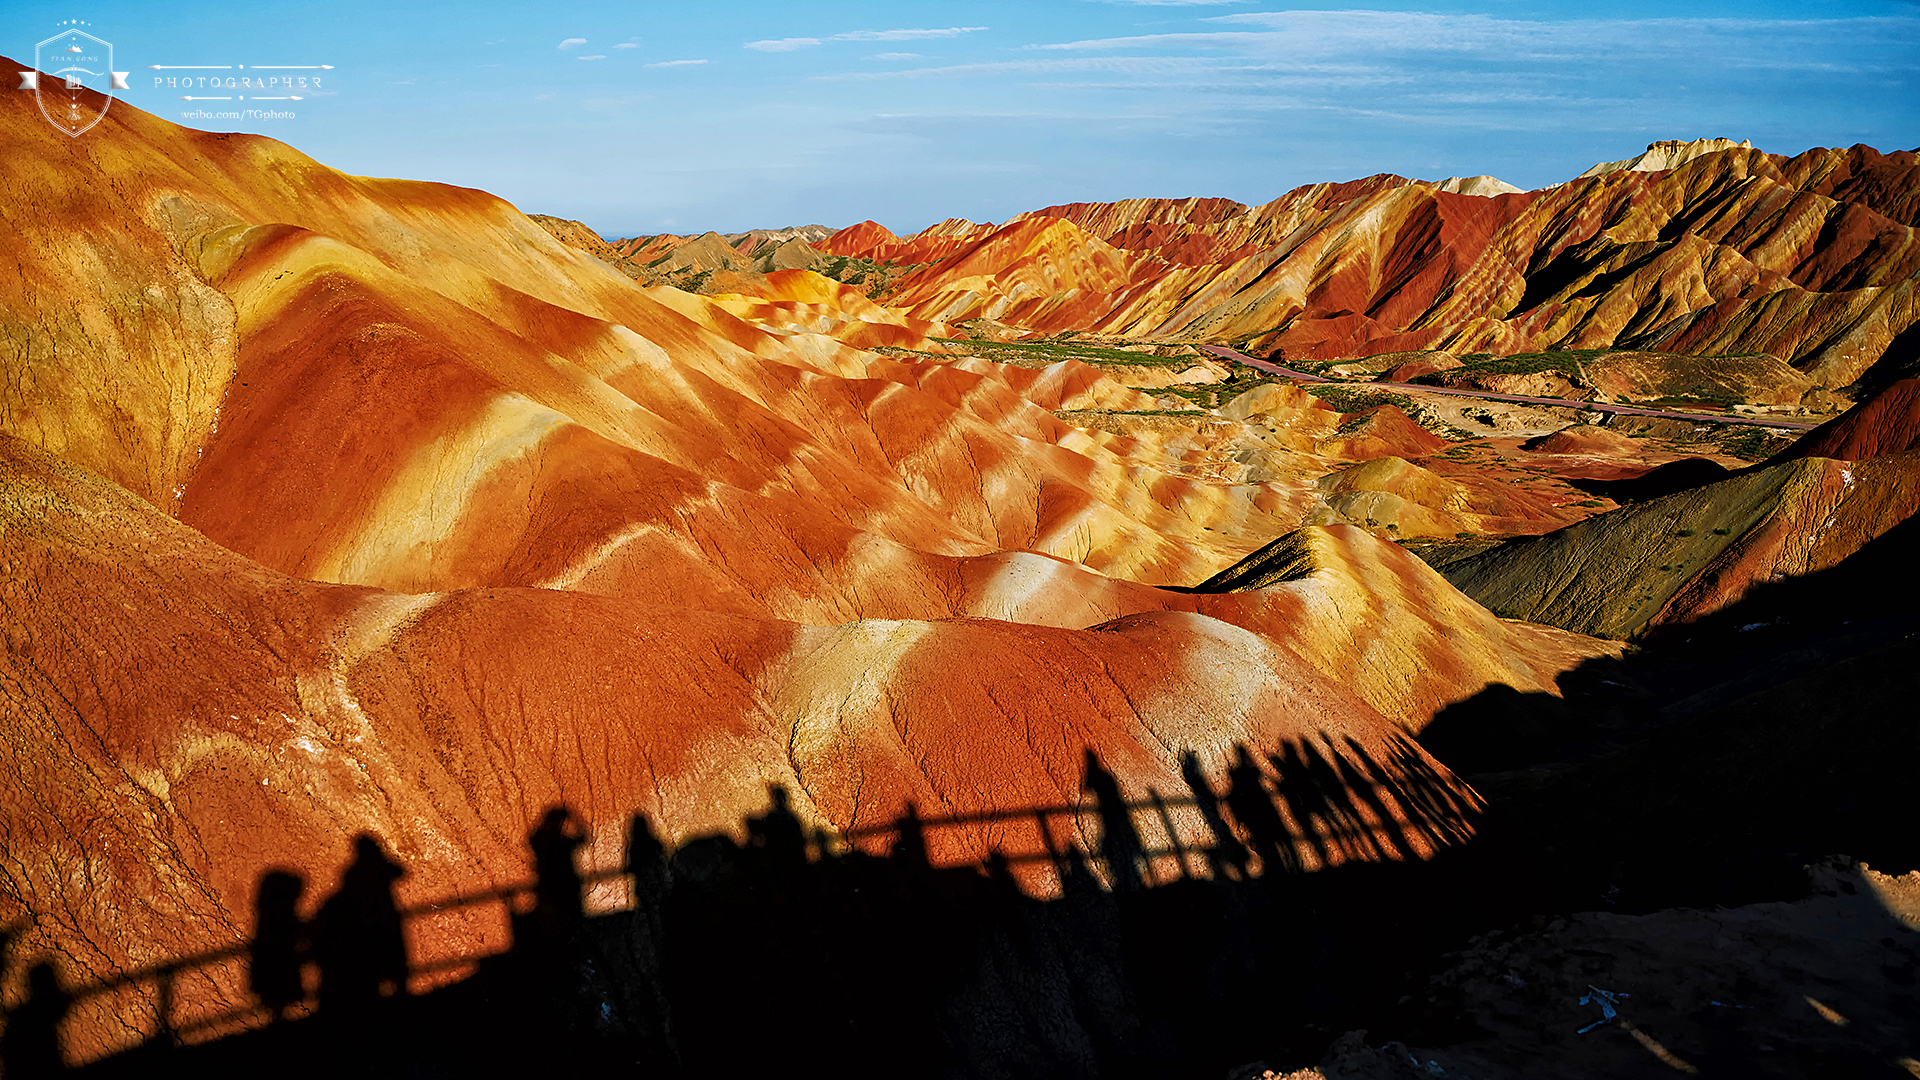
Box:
312;834;409;1011
627;811;670;911
1332;737;1417;860
892;801;931;873
1386;735;1481;844
48;776;1530;1079
1;961;71;1078
1320;730;1413;857
1272;741;1342;869
1226;744;1296;875
249;869;307;1021
1083;750;1147;891
530;806;588;929
1182;750;1250;881
1300;738;1379;862
747;785;808;874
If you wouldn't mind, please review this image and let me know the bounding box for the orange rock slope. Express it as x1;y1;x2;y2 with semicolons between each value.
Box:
0;63;1615;1060
822;141;1920;390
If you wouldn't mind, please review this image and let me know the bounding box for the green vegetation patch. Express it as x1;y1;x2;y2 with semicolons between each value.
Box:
867;345;948;361
812;256;928;299
1304;384;1418;414
1151;384;1247;410
933;336;1199;367
1716;427;1797;463
1413;349;1610;383
1645;392;1741;410
1087;409;1208;417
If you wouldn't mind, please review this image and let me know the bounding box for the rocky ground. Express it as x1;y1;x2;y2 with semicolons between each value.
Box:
1278;860;1920;1080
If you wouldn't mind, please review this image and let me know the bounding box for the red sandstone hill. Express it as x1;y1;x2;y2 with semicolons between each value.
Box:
820;141;1920;391
1769;378;1920;463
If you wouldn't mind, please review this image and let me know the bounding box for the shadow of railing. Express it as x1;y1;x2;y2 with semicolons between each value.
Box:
2;732;1484;1077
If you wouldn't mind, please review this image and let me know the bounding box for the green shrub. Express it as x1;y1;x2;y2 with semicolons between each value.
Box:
1306;385;1417;414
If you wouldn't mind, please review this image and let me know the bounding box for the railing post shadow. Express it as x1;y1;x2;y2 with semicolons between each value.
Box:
1148;789;1192;883
149;965;177;1050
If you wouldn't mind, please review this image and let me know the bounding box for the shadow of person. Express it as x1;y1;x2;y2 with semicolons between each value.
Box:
615;812;678;1069
1181;750;1250;882
891;800;932;881
1299;738;1382;864
0;961;71;1078
1083;749;1148;892
1226;744;1296;876
1343;735;1446;854
249;869;308;1023
529;805;588;933
746;784;808;877
312;834;409;1015
1273;740;1347;871
0;919;16;985
626;811;670;913
1322;736;1418;862
1385;734;1480;845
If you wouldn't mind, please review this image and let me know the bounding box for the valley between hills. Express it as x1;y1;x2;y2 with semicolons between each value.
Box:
1;63;1917;1079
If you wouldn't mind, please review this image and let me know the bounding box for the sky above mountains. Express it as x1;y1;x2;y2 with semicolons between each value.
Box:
10;1;1917;235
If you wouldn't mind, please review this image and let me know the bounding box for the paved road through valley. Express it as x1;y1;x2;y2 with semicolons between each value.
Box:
1193;344;1819;433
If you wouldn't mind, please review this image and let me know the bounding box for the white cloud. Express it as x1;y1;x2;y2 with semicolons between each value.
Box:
614;43;638;50
577;55;607;61
647;59;710;67
833;27;987;41
746;37;822;52
872;53;923;60
815;56;1218;81
557;37;586;50
1027;32;1258;51
1195;10;1920;61
1020;11;1920;66
748;27;988;52
820;12;1920;98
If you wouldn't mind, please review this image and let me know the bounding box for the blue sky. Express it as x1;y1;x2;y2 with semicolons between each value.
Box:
9;2;1918;236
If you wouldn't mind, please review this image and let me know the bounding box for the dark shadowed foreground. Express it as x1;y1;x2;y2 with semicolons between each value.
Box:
10;613;1918;1080
11;739;1492;1079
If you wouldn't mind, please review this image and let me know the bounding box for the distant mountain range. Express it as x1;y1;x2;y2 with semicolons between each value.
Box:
547;137;1915;403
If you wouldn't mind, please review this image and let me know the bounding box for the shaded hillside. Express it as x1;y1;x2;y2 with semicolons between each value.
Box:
1429;372;1920;639
1432;451;1920;639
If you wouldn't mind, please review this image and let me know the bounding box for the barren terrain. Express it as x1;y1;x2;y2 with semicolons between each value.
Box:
0;61;1914;1078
